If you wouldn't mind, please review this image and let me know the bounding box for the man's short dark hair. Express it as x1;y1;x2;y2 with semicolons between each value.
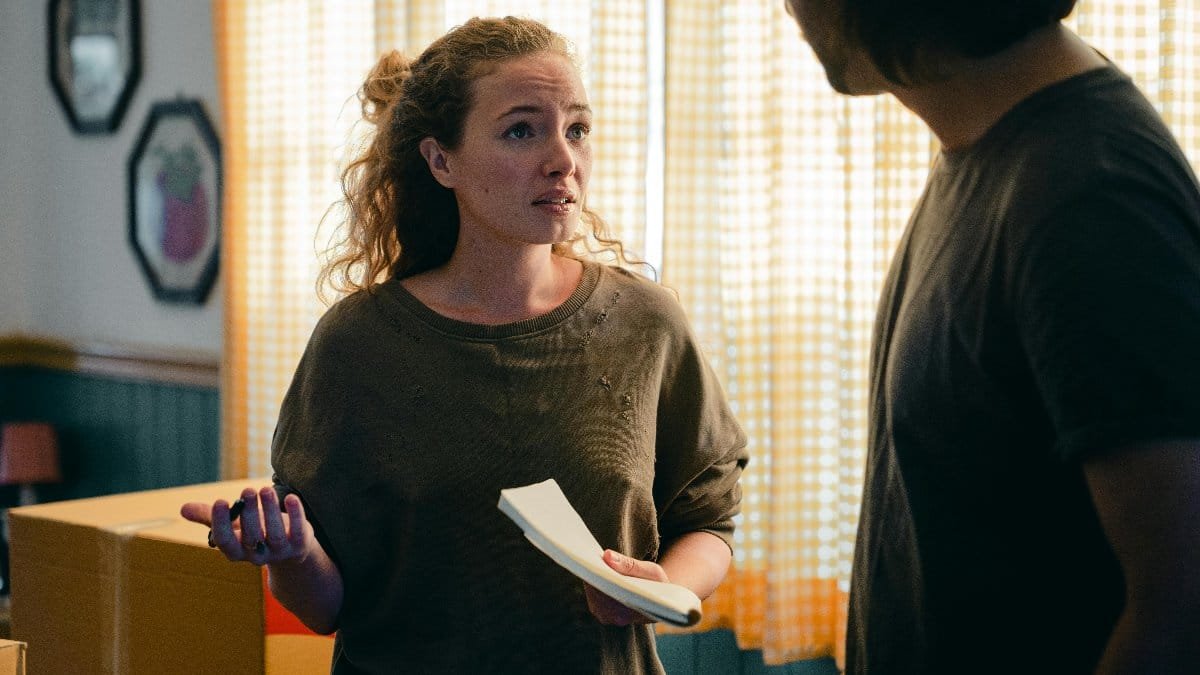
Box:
845;0;1079;85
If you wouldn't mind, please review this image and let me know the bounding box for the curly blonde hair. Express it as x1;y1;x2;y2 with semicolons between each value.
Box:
319;16;637;298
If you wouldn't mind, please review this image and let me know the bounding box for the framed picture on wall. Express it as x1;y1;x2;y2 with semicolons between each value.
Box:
127;99;222;305
48;0;141;134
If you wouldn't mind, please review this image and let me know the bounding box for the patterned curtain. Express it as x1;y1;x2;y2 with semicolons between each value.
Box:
216;0;1200;665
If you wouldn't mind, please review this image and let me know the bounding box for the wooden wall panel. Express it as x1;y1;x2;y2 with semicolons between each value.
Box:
0;367;219;502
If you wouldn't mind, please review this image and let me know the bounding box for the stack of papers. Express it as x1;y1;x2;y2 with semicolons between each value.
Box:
498;478;702;627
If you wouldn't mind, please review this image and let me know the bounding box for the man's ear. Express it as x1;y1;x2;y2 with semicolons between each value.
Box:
419;137;454;189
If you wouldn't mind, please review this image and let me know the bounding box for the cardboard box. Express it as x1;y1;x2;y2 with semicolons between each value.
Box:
8;480;334;675
0;640;26;675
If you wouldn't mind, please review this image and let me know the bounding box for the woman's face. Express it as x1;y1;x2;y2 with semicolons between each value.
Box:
422;51;592;254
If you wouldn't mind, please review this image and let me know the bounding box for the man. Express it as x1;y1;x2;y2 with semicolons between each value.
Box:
784;1;1200;672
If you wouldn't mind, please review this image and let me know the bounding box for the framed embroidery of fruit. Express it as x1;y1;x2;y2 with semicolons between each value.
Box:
49;0;141;134
127;98;222;304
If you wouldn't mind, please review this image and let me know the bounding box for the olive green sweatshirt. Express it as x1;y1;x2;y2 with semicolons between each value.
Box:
273;261;748;674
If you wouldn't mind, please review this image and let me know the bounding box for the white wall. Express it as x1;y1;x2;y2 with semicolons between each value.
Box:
0;1;222;356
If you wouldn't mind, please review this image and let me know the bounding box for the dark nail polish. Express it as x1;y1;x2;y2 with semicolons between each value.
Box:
229;499;246;522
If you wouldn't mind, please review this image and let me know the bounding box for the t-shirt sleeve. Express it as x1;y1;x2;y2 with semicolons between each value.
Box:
651;312;749;553
1013;181;1200;462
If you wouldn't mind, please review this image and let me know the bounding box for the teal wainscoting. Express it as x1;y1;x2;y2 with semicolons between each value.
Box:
0;366;220;501
658;630;839;674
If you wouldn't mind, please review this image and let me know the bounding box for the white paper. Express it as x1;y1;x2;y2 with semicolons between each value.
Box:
498;478;702;627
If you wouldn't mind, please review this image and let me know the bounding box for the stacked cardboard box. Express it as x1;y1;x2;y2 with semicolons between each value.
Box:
0;640;25;675
8;480;334;674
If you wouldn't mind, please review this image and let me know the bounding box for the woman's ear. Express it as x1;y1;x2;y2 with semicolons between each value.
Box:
419;137;454;188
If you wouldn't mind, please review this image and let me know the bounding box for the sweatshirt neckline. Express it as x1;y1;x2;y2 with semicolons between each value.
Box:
379;260;601;340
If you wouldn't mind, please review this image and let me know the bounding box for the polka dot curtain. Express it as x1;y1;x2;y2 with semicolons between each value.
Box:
215;0;1200;665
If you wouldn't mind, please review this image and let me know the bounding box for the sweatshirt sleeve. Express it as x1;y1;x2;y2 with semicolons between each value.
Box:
269;293;377;575
651;303;749;553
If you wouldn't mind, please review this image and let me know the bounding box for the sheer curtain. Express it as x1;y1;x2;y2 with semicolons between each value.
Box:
660;4;927;663
216;0;1200;665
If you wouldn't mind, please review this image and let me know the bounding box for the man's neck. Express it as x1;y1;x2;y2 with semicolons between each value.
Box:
891;24;1108;151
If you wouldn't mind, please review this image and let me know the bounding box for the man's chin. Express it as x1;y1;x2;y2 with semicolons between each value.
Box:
818;54;855;95
826;67;888;96
825;70;854;95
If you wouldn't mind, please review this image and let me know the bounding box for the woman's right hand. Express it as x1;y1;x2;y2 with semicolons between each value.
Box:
182;485;343;633
180;485;314;567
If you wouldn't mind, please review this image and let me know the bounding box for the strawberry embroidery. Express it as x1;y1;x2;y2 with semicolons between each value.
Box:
154;143;209;263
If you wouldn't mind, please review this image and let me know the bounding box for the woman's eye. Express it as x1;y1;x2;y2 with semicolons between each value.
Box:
567;123;590;141
504;123;533;139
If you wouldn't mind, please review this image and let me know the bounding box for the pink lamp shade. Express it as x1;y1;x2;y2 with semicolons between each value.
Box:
0;422;62;485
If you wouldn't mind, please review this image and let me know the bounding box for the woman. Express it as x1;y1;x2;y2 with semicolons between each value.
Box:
182;16;747;673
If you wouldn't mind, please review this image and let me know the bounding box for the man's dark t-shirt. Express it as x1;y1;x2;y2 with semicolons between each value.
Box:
847;66;1200;673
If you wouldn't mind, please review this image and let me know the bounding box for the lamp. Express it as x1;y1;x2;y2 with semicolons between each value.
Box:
0;422;61;598
0;422;62;506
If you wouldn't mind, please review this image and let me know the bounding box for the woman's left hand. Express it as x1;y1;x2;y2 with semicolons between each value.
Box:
584;549;669;626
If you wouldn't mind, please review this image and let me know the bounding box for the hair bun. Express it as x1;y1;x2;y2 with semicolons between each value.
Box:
360;50;412;125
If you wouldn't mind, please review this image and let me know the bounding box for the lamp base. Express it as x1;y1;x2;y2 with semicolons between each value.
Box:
16;485;36;508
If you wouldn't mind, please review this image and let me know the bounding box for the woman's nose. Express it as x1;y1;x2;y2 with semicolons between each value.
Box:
543;135;576;177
